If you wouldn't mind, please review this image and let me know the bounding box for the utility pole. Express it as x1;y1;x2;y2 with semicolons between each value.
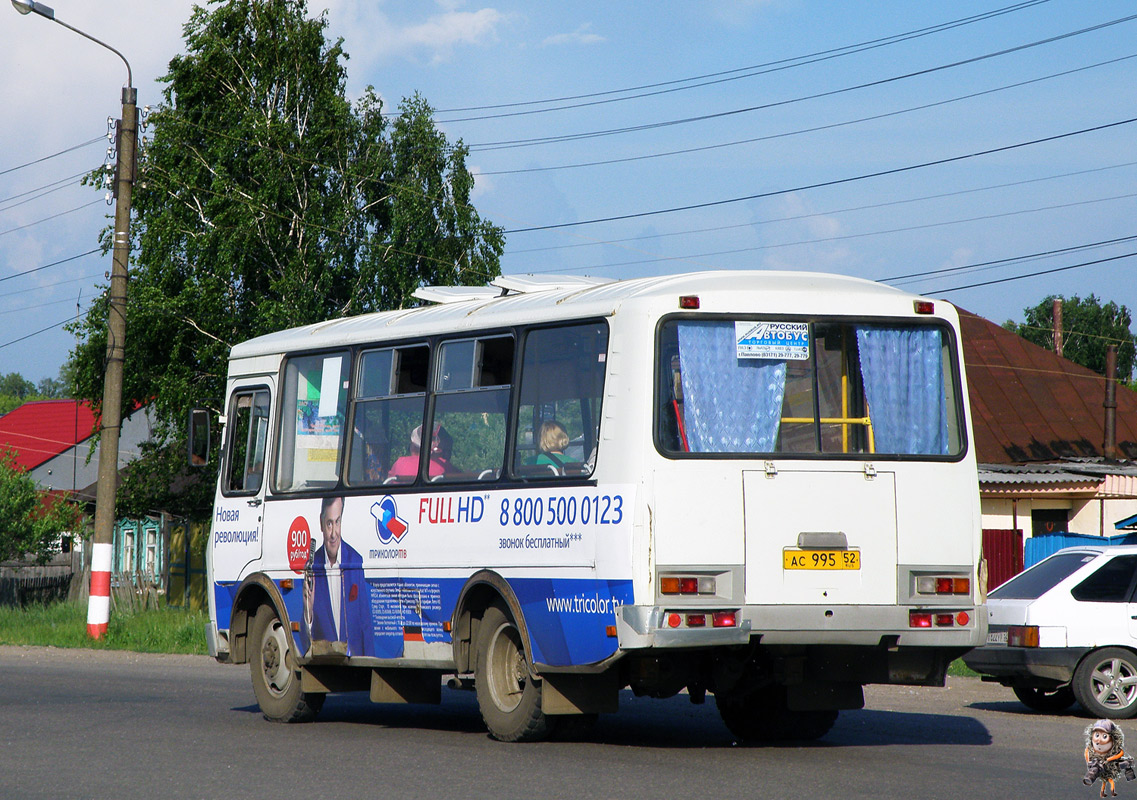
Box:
1052;297;1064;358
88;87;136;637
11;0;135;638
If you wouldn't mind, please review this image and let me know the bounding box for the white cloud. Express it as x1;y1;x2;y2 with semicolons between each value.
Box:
325;1;505;67
469;165;494;201
542;23;605;48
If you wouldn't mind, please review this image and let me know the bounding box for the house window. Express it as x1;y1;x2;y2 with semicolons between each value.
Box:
1031;509;1069;537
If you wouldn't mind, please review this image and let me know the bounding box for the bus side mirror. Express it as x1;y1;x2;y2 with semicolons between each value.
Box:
188;408;211;468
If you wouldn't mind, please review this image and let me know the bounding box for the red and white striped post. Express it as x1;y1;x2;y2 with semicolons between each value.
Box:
87;542;112;638
10;1;137;641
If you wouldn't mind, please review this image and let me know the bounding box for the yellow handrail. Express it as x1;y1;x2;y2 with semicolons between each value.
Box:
781;416;875;453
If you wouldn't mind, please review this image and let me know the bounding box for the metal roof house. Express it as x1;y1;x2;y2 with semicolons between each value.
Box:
0;400;156;603
0;399;153;502
959;310;1137;585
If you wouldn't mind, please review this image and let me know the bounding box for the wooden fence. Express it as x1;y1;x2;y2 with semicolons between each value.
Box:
1;515;209;611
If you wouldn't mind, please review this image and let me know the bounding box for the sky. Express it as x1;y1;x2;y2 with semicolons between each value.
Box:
1;0;1135;384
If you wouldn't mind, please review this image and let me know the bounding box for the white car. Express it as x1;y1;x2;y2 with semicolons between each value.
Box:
964;545;1137;718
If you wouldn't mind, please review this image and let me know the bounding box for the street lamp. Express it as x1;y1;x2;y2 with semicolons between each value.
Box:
13;0;137;639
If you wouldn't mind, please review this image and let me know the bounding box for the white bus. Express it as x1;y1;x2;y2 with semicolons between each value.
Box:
196;270;986;742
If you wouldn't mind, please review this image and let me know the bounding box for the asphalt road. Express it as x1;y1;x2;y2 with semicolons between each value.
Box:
0;645;1110;800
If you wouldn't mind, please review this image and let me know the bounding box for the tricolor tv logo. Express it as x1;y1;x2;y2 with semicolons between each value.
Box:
370;496;408;544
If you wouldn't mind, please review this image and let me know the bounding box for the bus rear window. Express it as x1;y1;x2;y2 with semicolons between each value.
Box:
657;318;963;458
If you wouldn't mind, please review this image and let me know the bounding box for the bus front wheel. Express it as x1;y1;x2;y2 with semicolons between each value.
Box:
249;604;324;723
475;602;552;742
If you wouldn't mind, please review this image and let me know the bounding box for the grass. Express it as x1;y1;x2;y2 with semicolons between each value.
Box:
0;604;989;674
0;600;209;655
948;657;979;677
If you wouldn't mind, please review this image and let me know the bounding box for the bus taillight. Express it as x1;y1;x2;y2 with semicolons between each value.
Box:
916;576;970;596
660;575;716;595
712;611;737;628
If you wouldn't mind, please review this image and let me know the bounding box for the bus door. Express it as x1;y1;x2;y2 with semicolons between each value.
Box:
212;380;273;585
742;467;898;606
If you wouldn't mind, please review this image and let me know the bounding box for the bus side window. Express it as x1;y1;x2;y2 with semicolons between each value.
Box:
431;335;513;483
346;344;429;487
224;389;270;495
511;322;609;480
274;352;350;492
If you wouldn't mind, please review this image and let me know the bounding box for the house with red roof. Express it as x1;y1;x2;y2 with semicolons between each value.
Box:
0;400;157;603
0;399;153;502
959;309;1137;587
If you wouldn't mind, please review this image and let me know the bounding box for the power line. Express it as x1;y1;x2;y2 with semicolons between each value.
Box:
0;200;104;239
468;13;1137;151
0;136;104;177
879;234;1137;285
435;0;1052;121
521;191;1137;275
0;268;105;299
504;116;1137;234
0;249;102;284
1013;322;1135;347
936;251;1137;293
480;52;1137;176
0;308;90;351
0;170;92;213
0;294;91;317
505;160;1137;256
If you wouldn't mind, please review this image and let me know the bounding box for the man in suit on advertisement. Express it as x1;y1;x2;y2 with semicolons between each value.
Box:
303;495;373;657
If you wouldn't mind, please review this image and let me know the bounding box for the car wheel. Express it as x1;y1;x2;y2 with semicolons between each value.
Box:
1073;648;1137;719
1012;685;1076;712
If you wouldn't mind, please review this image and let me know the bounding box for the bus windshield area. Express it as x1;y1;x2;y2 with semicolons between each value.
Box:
658;318;963;458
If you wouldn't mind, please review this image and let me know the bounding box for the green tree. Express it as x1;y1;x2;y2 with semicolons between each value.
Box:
0;451;81;564
69;0;503;516
1007;294;1137;381
36;377;67;398
0;372;35;401
0;369;71;416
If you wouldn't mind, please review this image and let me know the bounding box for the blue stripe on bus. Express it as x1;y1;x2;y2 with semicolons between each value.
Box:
216;576;633;668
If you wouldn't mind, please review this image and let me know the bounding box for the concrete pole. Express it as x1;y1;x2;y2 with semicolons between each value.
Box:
1104;345;1118;462
88;89;135;638
1052;298;1063;358
10;1;138;638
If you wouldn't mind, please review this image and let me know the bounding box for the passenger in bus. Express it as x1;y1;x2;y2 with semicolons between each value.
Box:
303;495;373;657
389;424;458;479
533;420;570;473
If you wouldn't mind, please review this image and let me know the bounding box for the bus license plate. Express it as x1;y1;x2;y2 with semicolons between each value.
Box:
986;630;1008;645
783;549;860;570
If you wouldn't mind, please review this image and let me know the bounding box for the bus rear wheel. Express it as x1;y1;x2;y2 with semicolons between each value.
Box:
716;685;837;743
475;602;553;742
1012;684;1075;712
249;604;323;723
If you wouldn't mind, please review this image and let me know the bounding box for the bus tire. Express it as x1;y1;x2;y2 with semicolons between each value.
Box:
715;686;837;743
475;602;552;742
249;604;323;723
1012;684;1075;712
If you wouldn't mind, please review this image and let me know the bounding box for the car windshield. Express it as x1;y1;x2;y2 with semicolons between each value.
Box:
989;552;1097;600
